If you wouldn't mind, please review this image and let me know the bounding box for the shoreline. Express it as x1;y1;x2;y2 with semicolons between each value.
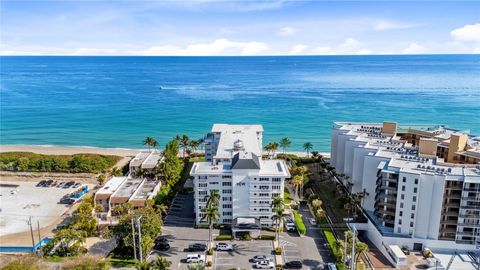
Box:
0;144;330;158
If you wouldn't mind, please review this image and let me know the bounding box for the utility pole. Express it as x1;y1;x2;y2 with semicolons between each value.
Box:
131;218;137;261
136;216;143;262
351;225;356;270
37;220;41;243
27;216;35;251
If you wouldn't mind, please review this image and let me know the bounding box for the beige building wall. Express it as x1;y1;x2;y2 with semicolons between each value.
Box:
419;138;438;157
382;122;397;136
447;134;468;163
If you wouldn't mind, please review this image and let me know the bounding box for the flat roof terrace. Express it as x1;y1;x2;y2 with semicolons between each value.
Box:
131;180;159;201
130;152;150;168
112;178;143;199
213;124;263;159
142;152;162;169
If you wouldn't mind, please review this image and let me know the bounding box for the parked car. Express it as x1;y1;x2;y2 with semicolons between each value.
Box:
401;246;410;255
154;242;170;251
45;180;54;187
155;236;168;244
285;218;296;232
186;254;205;263
188;243;207;252
255;260;275;269
216;243;233;251
309;218;317;226
285;260;303;269
64;181;75;188
36;180;46;187
72;183;81;188
57;182;66;188
326;263;338;270
250;255;269;263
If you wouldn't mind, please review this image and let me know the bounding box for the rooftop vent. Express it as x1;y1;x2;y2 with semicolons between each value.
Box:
233;139;245;151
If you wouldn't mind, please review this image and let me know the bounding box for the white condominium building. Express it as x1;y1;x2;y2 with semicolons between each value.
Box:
331;121;479;257
190;124;290;228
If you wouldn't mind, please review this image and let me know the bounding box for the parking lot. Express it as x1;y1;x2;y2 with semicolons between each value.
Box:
150;192;333;270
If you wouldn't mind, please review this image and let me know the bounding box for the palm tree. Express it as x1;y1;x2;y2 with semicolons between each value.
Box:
151;138;159;151
291;175;303;199
143;137;155;152
271;197;288;246
279;137;291;156
202;205;220;250
180;135;190;158
354;242;369;266
110;167;123;177
190;140;200;154
205;189;220;208
264;143;273;158
97;174;106;186
149;256;172;270
303;142;313;157
53;228;86;256
315;208;325;221
271;142;279;158
311;199;323;210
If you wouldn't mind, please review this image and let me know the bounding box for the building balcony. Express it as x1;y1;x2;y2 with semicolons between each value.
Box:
460;204;480;210
462;195;480;201
442;210;460;216
440;219;458;225
375;200;396;208
375;192;397;201
439;227;457;234
463;187;480;192
375;208;396;216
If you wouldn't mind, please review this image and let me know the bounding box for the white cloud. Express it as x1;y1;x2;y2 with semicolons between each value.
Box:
356;49;372;55
289;44;308;54
450;23;480;42
374;20;418;31
312;46;333;55
402;43;428;54
136;39;270;56
71;48;118;56
311;38;370;55
278;26;296;36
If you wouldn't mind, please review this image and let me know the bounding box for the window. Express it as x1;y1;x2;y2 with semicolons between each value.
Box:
272;193;280;198
400;202;404;208
259;216;269;219
259;185;269;190
222;182;232;186
223;212;232;216
414;178;418;184
223;219;232;223
222;189;232;194
412;205;416;210
414;187;417;193
411;213;415;219
272;178;281;182
259;193;269;197
259;177;270;181
222;197;232;202
401;194;405;200
272;185;281;190
259;208;270;212
402;177;406;182
410;222;414;227
199;191;207;195
209;182;218;185
397;228;401;233
399;219;402;224
399;211;403;217
222;175;232;179
402;186;406;191
199;183;207;188
223;204;232;209
413;196;417;202
198;176;207;179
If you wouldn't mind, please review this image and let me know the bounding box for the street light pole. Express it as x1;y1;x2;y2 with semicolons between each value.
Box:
136;216;143;262
27;216;36;251
131;218;137;261
351;225;356;270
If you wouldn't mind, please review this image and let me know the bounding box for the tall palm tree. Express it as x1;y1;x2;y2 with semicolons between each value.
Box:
303;142;313;157
311;199;323;210
202;204;220;250
151;138;159;152
354;242;369;266
149;256;172;270
180;135;190;158
190;140;200;154
205;189;220;208
271;142;279;158
279;137;291;156
143;137;155;152
271;198;289;246
291;175;303;199
315;208;325;221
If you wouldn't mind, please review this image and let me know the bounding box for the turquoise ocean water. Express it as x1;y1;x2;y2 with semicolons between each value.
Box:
1;55;479;151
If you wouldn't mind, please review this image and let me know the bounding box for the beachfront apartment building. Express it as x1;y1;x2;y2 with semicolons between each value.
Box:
95;151;162;225
190;124;290;231
330;121;480;263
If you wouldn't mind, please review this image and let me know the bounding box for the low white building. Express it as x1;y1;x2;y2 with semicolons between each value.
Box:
191;124;290;230
331;121;479;264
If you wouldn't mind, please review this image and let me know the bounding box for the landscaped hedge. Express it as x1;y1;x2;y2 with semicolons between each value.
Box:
293;210;307;235
0;152;122;173
215;235;233;240
258;235;275;240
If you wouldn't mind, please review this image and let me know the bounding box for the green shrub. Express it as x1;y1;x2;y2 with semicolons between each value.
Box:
215;235;233;240
242;233;252;241
207;248;214;255
207;260;213;267
276;264;284;270
274;247;282;255
293;210;306;235
0;152;121;173
258;235;275;240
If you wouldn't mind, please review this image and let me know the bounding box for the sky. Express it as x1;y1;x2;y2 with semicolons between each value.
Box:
1;0;479;56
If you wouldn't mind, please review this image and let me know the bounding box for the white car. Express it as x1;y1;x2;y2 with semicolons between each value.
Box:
186;254;205;263
216;243;233;251
255;260;275;269
327;263;338;270
251;255;269;263
309;218;317;226
285;218;296;232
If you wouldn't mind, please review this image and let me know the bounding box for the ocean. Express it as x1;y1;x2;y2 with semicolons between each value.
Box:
1;55;479;152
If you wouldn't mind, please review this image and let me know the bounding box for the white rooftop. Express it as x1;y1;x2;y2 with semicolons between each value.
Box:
96;176;127;195
212;124;263;159
191;159;290;177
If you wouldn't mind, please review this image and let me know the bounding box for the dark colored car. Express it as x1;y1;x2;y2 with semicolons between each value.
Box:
188;243;207;252
154;242;170;251
45;180;54;187
285;261;303;269
37;180;46;187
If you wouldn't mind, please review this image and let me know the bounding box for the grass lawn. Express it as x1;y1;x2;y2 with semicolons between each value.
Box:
284;187;293;204
109;258;136;267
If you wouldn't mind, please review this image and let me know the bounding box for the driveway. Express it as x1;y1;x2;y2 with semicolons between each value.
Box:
213;240;274;270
